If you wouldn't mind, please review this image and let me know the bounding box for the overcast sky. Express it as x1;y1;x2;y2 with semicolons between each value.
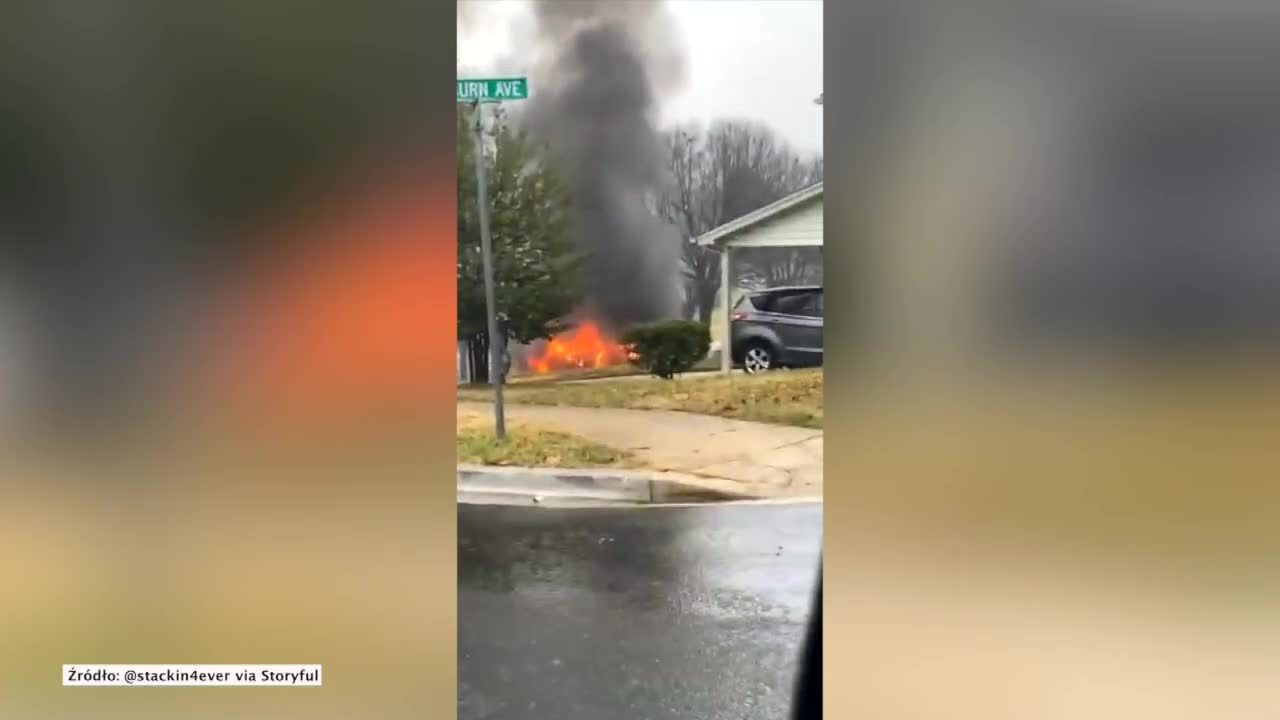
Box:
457;0;824;154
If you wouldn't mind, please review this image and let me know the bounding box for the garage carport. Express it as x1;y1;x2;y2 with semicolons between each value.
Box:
697;183;824;373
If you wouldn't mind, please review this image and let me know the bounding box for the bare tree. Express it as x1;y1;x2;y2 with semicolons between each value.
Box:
659;120;823;323
659;125;723;323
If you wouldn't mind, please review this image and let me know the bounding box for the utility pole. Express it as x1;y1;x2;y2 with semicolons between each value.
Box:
458;76;528;439
470;99;506;438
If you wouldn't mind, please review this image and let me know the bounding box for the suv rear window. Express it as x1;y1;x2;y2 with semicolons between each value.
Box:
747;292;778;312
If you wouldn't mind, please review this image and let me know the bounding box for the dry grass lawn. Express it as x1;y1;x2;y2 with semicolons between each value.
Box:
456;412;633;468
459;368;823;428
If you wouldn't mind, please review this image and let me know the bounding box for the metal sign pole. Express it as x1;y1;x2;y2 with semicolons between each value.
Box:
471;100;506;438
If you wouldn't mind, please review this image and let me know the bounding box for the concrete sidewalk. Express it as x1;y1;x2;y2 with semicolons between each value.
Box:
457;401;823;497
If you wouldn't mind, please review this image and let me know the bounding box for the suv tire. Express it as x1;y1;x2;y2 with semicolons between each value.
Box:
741;340;776;374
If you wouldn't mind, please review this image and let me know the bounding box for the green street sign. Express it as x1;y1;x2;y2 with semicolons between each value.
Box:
456;77;528;103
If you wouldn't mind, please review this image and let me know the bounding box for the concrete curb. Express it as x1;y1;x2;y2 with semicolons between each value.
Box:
457;464;758;505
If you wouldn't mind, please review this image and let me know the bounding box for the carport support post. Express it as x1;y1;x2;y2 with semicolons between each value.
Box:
472;100;505;438
721;243;732;374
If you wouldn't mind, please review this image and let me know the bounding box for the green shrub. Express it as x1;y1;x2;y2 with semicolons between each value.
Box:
621;320;711;379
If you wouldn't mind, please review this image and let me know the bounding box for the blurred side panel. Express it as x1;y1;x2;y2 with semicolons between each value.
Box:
826;2;1280;717
0;2;456;717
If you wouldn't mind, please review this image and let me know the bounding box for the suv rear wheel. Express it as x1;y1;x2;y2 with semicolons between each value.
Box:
742;341;776;374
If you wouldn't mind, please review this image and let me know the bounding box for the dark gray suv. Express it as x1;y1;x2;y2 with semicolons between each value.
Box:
730;285;824;373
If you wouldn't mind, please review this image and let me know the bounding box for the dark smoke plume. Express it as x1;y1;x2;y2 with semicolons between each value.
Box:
520;0;687;331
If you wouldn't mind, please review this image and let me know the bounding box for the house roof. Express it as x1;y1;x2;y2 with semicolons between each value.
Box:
696;182;823;247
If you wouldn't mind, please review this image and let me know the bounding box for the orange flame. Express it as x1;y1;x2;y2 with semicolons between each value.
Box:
527;321;631;374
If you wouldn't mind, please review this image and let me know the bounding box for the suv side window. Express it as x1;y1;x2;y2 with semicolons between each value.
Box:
771;291;822;317
752;290;823;316
769;292;810;316
793;291;822;318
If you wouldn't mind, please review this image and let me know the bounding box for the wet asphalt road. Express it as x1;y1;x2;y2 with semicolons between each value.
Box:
458;502;822;720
